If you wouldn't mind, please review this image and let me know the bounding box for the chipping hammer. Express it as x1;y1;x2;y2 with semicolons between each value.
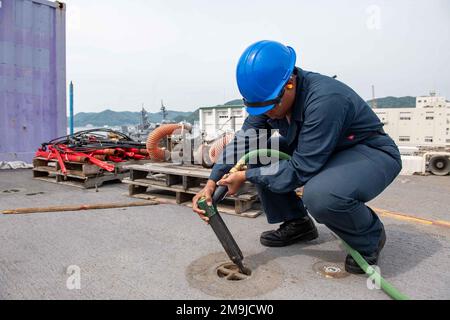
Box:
197;163;251;275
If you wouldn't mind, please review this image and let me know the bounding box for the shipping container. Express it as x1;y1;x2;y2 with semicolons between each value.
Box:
0;0;66;162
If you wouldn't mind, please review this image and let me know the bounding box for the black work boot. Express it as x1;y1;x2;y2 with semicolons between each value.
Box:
260;216;319;247
345;226;387;275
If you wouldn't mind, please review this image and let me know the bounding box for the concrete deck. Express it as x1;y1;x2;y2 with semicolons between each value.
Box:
0;169;449;300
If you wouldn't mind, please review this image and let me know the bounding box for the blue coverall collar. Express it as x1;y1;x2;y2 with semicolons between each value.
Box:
286;67;306;145
292;67;306;122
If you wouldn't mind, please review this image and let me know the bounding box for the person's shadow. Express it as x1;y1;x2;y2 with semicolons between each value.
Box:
243;222;443;278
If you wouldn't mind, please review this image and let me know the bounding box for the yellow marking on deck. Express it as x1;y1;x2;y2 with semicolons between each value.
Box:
434;220;450;228
373;208;449;229
296;190;449;229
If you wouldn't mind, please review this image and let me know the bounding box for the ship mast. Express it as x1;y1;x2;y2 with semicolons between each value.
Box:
161;100;168;121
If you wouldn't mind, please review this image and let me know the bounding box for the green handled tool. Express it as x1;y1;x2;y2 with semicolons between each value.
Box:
198;185;251;275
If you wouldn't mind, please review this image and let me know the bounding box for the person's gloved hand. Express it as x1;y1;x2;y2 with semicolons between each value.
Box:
217;171;246;196
192;179;216;223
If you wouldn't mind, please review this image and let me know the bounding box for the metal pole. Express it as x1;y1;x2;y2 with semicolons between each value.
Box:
70;81;74;135
372;85;377;109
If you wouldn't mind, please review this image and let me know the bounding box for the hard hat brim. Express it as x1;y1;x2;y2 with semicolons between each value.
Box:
246;104;276;116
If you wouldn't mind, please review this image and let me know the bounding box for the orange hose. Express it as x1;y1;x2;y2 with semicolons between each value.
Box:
146;124;189;161
208;132;235;164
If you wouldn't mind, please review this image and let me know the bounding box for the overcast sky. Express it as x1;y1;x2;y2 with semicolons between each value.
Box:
65;0;450;113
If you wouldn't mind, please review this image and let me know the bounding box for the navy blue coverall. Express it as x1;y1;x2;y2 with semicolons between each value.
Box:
210;68;402;255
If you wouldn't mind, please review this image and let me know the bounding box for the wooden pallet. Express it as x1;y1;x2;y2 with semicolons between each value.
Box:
123;162;262;218
32;157;146;189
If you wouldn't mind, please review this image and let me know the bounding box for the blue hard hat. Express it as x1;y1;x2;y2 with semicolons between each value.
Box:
236;40;297;116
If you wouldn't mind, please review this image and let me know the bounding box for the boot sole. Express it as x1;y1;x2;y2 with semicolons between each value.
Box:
260;228;319;247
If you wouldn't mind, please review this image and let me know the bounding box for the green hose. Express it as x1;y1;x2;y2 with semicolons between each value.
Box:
241;149;292;164
239;149;410;300
341;241;410;300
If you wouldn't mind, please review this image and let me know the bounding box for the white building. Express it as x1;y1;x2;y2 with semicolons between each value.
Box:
416;91;447;109
199;104;247;139
374;92;450;148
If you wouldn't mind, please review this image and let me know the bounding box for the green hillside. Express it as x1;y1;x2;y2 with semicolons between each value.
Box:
366;96;415;108
224;99;244;106
173;109;199;124
72;109;193;127
71;96;417;127
224;97;415;108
